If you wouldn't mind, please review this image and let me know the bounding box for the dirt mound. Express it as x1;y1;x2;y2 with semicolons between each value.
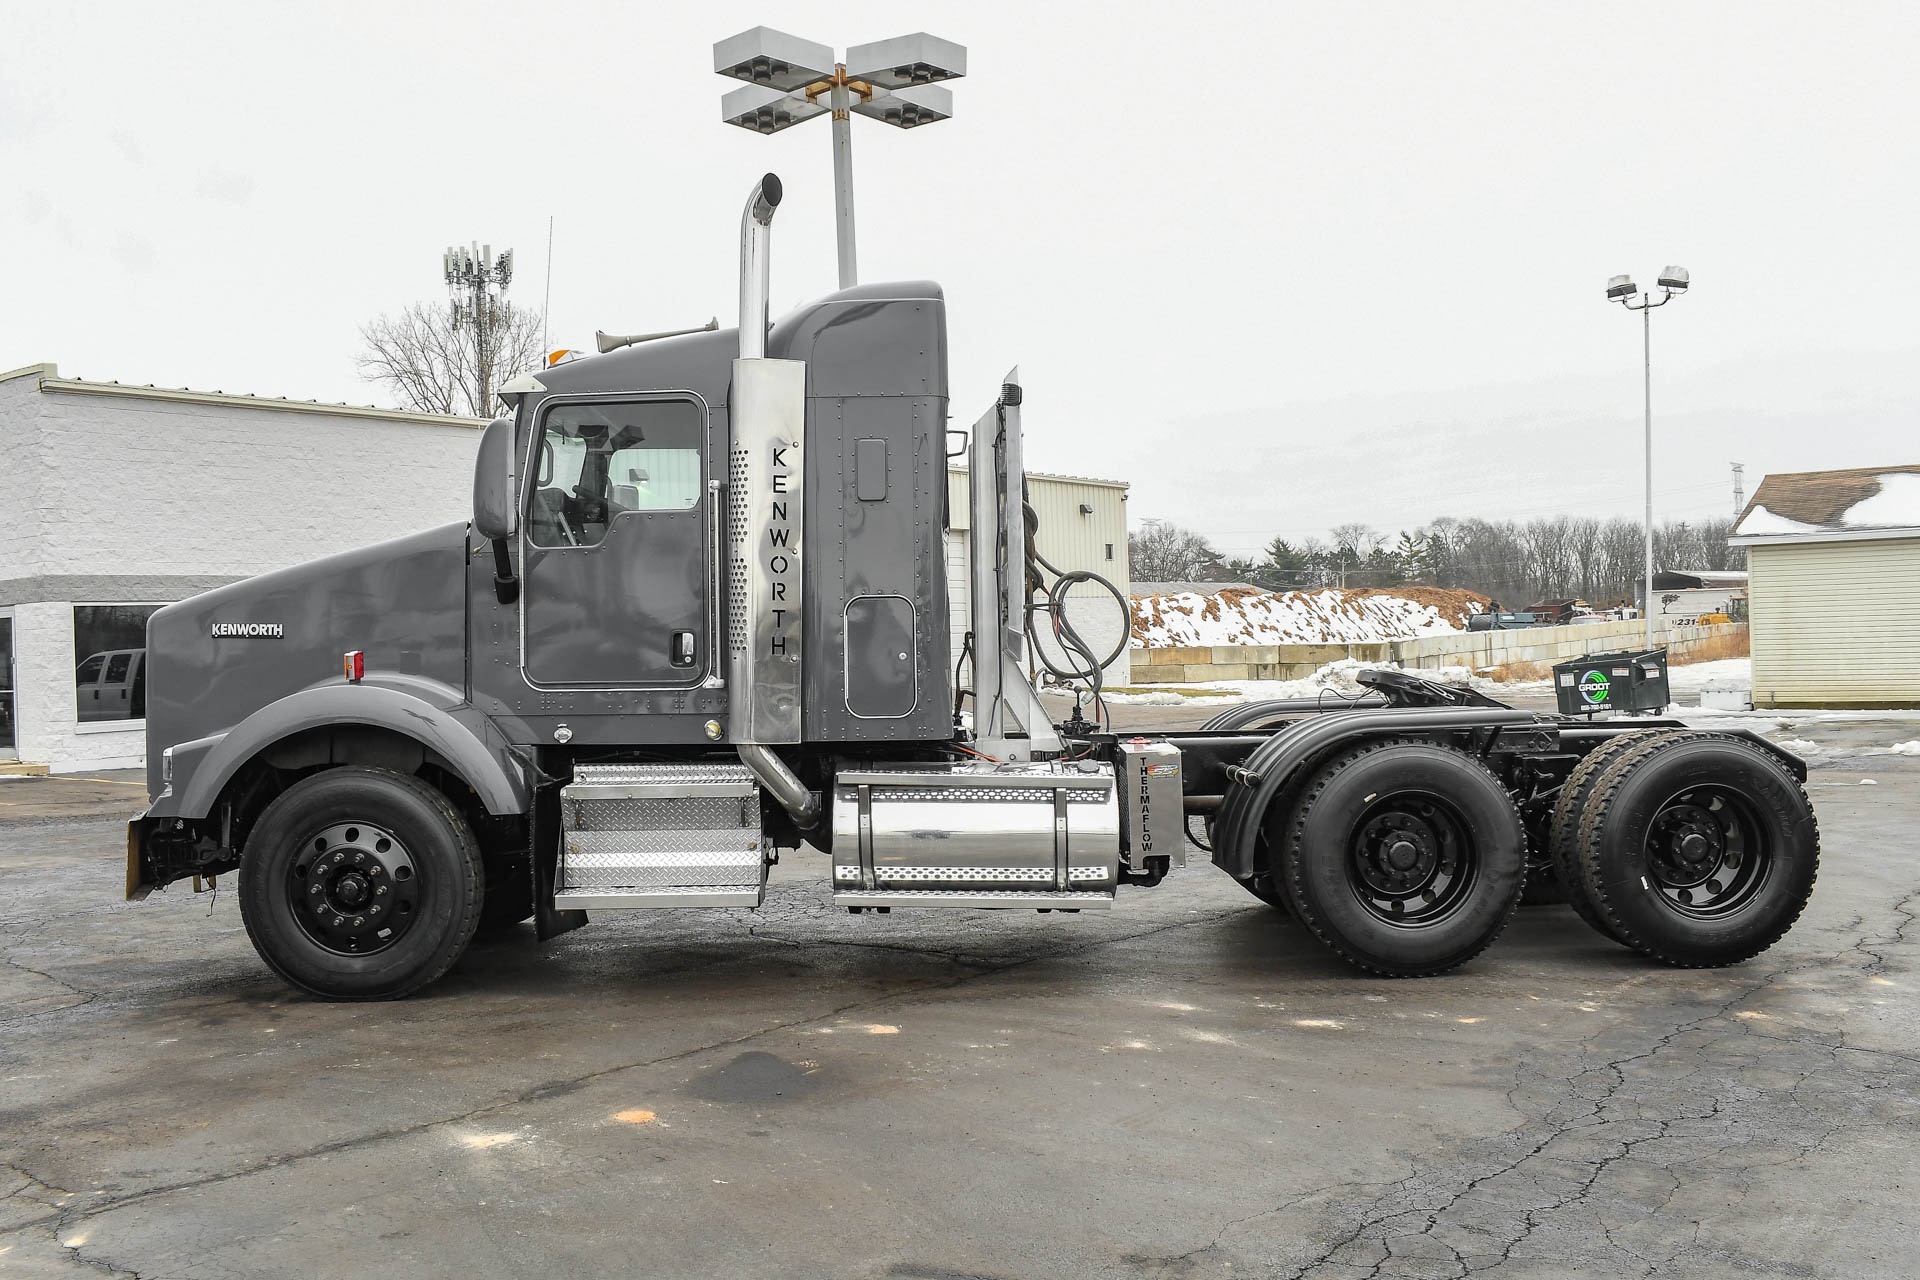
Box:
1131;586;1490;647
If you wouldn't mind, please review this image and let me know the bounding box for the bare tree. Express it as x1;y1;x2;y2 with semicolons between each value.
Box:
357;300;545;418
1128;520;1230;582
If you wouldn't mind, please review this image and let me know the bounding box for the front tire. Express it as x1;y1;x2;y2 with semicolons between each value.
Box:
239;767;484;1000
1279;741;1526;977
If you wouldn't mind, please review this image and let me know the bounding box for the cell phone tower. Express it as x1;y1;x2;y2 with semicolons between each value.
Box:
443;243;515;413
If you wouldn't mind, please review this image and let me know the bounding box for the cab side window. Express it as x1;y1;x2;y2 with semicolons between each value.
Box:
527;400;703;548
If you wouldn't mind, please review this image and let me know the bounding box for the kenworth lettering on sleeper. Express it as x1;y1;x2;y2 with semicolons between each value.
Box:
210;623;283;638
765;439;798;660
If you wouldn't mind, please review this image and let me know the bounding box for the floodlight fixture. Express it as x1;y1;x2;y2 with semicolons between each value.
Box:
722;82;830;135
844;33;967;88
713;27;836;92
714;27;968;288
852;83;952;129
1606;274;1637;301
1657;264;1689;292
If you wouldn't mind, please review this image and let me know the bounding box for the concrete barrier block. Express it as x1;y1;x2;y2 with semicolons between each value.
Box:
1145;646;1209;667
1278;644;1349;665
1132;666;1190;684
1206;664;1251;682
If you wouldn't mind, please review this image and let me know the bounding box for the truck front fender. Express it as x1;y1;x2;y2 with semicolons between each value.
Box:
152;676;533;821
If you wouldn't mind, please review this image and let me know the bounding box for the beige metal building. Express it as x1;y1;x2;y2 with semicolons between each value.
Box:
1730;463;1920;708
944;468;1132;687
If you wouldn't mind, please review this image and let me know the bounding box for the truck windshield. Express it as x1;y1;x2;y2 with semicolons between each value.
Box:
528;399;703;548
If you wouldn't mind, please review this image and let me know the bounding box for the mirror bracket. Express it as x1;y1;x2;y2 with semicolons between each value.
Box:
491;538;519;604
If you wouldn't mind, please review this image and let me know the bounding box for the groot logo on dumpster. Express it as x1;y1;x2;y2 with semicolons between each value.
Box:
1580;670;1612;705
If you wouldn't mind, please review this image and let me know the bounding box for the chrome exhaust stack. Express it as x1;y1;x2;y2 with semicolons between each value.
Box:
738;173;782;361
726;172;817;826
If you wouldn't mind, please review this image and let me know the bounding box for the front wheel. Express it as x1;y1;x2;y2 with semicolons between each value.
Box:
238;767;484;1000
1279;741;1526;977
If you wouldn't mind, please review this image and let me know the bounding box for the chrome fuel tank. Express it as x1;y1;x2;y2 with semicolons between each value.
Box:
830;760;1119;893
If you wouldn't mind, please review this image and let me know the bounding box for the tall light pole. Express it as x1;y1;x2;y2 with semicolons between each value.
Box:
1607;266;1689;651
714;28;967;289
445;243;514;412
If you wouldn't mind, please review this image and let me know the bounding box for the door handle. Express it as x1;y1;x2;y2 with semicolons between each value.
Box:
671;630;696;668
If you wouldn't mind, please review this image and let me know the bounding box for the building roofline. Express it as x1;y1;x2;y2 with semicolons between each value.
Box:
12;362;486;429
1730;525;1920;548
946;463;1127;491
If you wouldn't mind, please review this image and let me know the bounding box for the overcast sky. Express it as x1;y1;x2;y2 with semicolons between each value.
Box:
5;1;1916;556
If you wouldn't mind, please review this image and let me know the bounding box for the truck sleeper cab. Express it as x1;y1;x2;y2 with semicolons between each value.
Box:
127;175;1821;1001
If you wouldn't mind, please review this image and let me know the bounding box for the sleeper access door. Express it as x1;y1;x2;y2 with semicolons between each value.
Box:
520;395;712;688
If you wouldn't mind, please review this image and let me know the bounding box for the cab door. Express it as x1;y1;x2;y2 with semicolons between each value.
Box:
519;396;710;688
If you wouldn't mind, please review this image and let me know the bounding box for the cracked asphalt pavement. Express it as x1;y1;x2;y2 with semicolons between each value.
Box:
3;709;1918;1279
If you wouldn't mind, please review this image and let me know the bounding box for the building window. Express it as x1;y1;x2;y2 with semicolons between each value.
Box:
74;605;161;723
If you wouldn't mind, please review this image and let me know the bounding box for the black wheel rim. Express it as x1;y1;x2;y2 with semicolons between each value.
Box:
1345;791;1479;928
287;821;420;955
1642;785;1771;919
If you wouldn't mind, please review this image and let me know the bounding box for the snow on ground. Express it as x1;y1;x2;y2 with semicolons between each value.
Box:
1890;741;1920;756
1132;587;1483;647
1105;658;1496;705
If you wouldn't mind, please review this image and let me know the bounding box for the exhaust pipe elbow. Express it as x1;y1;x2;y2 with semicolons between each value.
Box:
738;743;821;830
738;173;783;361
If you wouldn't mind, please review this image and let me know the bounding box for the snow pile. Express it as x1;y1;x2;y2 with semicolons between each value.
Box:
1889;740;1920;756
1734;504;1821;536
1186;658;1501;702
1845;473;1920;527
1133;587;1487;648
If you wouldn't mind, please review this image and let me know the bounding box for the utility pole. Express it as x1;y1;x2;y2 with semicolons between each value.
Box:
1731;462;1746;521
444;243;514;413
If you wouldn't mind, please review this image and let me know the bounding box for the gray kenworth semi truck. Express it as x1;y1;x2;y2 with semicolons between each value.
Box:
127;175;1819;1001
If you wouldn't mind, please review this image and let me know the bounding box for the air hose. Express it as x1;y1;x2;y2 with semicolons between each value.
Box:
1021;497;1130;730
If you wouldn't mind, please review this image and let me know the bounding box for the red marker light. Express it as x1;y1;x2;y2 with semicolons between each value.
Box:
343;651;364;682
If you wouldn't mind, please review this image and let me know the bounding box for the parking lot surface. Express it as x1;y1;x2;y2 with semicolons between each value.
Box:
3;708;1918;1278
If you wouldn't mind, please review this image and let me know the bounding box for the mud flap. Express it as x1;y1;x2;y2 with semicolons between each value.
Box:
126;811;153;902
530;784;587;940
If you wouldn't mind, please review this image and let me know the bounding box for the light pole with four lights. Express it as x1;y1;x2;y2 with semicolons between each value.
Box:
714;27;967;289
1608;265;1690;650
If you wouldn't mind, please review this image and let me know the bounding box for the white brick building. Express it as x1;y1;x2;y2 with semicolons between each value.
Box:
0;364;483;773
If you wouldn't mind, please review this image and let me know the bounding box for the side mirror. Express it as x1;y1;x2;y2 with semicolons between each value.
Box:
473;416;518;541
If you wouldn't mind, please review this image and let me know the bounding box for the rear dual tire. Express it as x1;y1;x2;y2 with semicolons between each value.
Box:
1574;734;1819;967
1274;741;1526;977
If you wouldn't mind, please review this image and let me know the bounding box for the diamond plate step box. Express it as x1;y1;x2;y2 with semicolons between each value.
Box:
555;762;767;909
